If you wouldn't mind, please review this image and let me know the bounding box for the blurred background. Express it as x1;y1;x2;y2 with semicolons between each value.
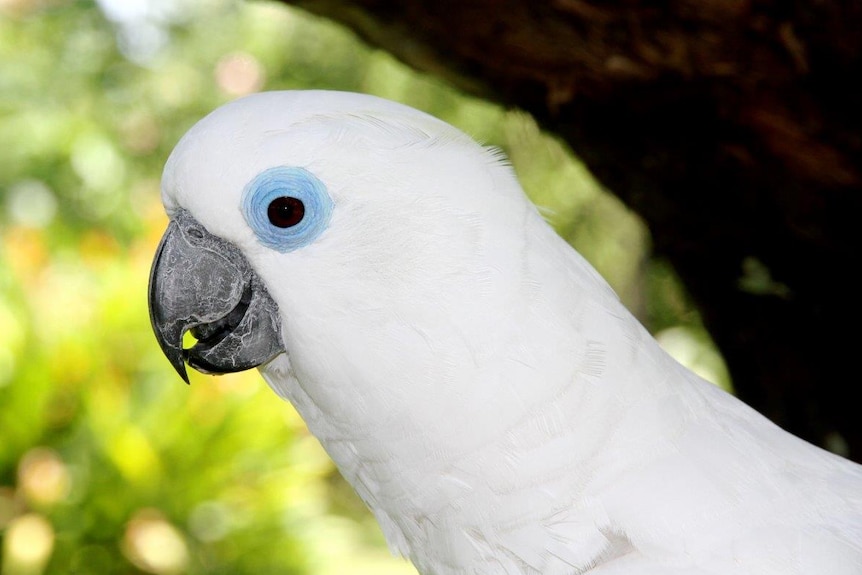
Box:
0;1;730;573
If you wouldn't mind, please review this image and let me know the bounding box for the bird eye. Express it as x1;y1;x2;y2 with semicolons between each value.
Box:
242;166;333;252
267;196;305;228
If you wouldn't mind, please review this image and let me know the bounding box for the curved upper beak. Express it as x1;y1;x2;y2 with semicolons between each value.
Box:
148;209;284;383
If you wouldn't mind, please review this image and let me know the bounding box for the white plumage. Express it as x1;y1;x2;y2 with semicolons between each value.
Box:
154;90;862;575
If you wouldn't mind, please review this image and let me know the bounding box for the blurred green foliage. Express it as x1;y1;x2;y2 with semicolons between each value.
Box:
0;1;729;574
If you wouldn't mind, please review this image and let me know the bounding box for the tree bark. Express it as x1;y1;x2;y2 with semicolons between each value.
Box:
277;0;862;461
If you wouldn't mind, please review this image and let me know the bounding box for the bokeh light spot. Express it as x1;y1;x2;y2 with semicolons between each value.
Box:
215;52;265;97
2;513;55;575
122;509;190;575
6;180;57;228
188;500;232;542
17;447;71;507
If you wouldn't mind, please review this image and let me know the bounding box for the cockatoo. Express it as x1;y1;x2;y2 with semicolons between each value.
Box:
148;90;862;575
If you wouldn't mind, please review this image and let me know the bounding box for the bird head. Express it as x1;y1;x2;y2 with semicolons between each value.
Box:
148;91;571;420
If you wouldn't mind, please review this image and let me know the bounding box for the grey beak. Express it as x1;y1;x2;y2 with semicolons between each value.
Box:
148;209;284;383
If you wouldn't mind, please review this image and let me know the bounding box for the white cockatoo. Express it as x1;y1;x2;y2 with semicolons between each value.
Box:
148;90;862;575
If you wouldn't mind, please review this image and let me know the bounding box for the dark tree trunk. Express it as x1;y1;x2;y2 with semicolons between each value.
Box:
277;0;862;461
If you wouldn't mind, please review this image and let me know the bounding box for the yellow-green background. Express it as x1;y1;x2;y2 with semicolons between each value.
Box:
0;1;729;573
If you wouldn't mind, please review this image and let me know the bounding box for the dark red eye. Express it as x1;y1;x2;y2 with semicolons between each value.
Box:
267;196;305;228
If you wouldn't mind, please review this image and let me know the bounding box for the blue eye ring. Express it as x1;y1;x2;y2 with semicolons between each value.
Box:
242;166;333;252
